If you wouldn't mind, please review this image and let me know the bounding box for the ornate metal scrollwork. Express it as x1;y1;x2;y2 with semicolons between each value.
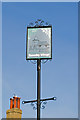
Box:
27;19;52;64
28;19;51;27
30;101;47;110
40;101;47;109
31;102;37;110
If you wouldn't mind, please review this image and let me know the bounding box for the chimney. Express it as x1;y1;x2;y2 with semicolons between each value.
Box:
6;95;22;119
10;98;13;109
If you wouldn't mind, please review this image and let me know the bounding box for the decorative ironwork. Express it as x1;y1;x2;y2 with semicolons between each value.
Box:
22;97;56;110
31;102;37;110
30;101;47;110
30;60;37;64
27;60;48;64
27;19;52;64
40;101;47;109
28;19;51;27
23;19;55;120
41;60;48;64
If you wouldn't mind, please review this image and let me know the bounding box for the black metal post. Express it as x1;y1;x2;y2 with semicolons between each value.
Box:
37;59;41;120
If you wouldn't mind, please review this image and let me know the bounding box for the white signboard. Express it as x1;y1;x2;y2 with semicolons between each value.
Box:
26;26;52;60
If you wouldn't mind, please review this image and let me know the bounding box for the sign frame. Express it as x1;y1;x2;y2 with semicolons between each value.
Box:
26;26;52;60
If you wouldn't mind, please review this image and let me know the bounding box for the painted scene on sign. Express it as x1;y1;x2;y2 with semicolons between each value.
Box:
27;27;52;59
